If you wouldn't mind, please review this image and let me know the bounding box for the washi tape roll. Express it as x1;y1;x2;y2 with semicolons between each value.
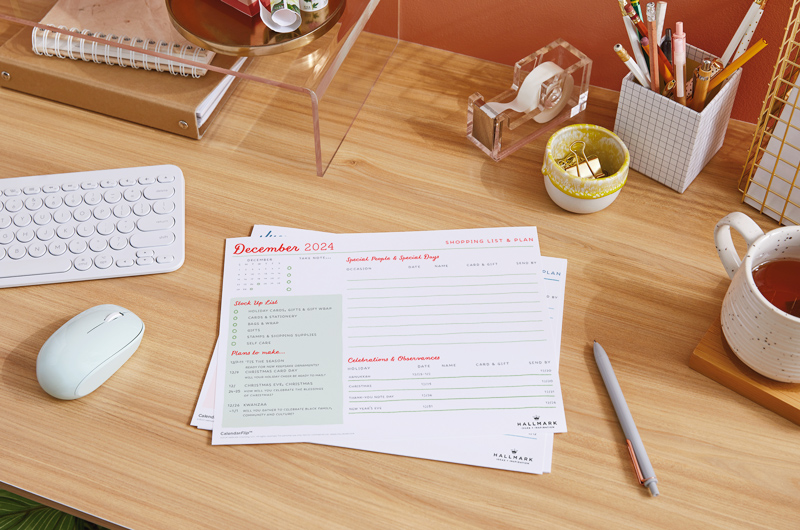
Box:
260;0;302;33
299;0;328;11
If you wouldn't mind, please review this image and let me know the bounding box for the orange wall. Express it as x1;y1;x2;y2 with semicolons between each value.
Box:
368;0;791;124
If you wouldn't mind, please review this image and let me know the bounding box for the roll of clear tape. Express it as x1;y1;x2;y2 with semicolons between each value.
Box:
484;61;574;123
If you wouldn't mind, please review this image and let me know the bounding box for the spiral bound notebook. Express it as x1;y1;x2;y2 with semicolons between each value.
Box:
34;0;215;77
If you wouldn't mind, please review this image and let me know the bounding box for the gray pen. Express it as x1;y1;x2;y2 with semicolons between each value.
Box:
593;341;660;496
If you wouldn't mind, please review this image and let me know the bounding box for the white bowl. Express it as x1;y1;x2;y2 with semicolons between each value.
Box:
542;124;630;214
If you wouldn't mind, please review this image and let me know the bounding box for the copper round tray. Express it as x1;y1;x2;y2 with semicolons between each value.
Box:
166;0;345;56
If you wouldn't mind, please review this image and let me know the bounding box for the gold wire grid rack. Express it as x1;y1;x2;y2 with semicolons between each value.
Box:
740;0;800;225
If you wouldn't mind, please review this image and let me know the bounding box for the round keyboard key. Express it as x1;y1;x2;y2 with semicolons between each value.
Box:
57;225;75;239
28;242;47;258
119;177;137;187
0;247;4;260
64;193;82;207
156;255;175;264
24;197;43;211
157;174;175;183
45;195;63;209
16;228;35;243
153;200;175;215
4;188;21;196
73;207;92;222
89;237;107;252
123;188;141;202
23;186;40;195
84;191;102;205
74;256;92;270
43;185;60;193
113;203;131;218
95;254;113;269
48;240;67;256
116;258;134;267
81;182;98;190
5;198;23;212
137;256;154;266
33;211;52;225
77;223;95;237
13;213;31;227
0;231;14;244
69;239;87;254
133;202;150;216
143;185;174;200
109;235;128;250
0;215;10;229
96;220;115;236
138;175;156;185
117;219;135;234
36;226;55;241
136;249;154;257
93;205;112;220
53;209;72;224
7;245;26;259
104;190;122;204
61;183;79;191
100;179;117;188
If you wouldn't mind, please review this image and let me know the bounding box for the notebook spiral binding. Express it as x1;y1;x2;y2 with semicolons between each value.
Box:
31;25;211;77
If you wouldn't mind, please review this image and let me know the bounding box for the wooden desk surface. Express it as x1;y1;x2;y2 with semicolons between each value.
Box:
1;34;798;530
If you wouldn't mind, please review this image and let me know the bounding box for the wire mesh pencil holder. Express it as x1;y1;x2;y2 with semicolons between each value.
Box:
739;0;800;226
466;39;592;162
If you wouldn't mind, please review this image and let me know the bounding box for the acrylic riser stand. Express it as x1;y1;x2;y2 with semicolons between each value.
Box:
0;0;398;178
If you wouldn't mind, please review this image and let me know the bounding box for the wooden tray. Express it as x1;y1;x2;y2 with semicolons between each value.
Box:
689;318;800;426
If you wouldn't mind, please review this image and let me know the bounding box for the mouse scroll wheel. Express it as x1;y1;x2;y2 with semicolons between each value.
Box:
104;312;124;323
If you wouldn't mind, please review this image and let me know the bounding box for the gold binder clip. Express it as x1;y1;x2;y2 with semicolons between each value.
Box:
561;141;605;178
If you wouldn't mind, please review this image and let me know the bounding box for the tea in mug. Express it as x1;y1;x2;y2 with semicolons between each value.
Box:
752;258;800;318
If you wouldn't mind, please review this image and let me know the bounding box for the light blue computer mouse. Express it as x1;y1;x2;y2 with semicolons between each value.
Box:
36;304;145;400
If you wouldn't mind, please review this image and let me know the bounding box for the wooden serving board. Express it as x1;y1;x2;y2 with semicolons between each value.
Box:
689;318;800;426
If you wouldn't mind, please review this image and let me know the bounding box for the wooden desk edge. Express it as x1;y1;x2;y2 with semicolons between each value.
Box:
0;480;126;530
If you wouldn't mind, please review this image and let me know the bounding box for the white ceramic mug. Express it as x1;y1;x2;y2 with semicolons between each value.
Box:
714;212;800;383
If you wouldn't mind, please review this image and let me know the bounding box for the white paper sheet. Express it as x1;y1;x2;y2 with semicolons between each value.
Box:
211;227;565;445
193;227;567;473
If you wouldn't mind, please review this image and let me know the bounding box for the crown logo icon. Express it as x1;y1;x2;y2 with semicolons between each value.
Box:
511;449;518;454
534;415;540;420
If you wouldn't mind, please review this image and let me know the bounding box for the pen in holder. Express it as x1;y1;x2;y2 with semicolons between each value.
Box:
467;39;592;162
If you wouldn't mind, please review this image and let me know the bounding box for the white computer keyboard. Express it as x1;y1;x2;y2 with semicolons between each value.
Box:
0;165;185;288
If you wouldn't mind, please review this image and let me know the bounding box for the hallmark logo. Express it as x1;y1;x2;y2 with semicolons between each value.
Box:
517;420;557;428
493;449;533;463
258;230;284;238
517;413;557;429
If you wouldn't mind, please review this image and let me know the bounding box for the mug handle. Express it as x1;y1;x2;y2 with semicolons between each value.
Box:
714;212;764;279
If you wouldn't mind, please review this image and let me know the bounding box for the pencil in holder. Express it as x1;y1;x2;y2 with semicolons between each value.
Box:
613;44;742;193
467;39;592;162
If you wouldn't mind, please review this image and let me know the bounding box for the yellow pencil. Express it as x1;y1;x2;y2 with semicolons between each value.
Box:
708;39;768;91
